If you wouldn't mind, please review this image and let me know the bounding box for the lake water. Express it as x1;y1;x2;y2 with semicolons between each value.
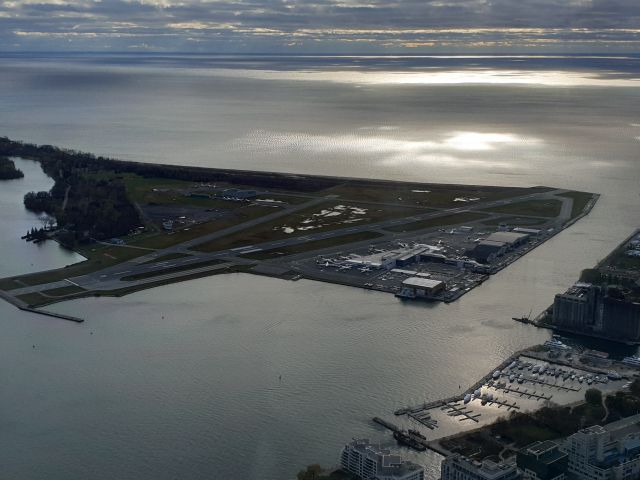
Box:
1;54;640;479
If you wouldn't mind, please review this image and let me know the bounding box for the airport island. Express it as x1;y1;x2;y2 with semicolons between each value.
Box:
0;137;597;317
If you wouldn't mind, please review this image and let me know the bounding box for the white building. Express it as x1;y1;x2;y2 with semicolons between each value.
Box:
397;277;445;299
340;439;425;480
441;454;521;480
565;422;640;480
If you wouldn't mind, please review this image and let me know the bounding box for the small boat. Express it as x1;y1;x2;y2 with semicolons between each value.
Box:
571;374;576;380
544;338;570;350
474;389;481;397
578;376;584;383
464;394;472;404
509;374;515;382
608;371;621;380
492;370;501;380
486;393;494;402
517;375;524;384
587;378;593;385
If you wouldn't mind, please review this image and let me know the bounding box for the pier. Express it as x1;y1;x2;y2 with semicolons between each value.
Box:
409;411;438;429
21;306;85;323
442;404;481;423
0;289;84;323
495;385;552;401
372;417;440;453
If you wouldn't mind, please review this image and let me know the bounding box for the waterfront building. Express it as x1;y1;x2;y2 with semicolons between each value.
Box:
397;277;445;299
470;231;530;263
441;454;521;480
565;420;640;480
552;283;640;342
516;441;567;480
471;240;508;263
340;439;425;480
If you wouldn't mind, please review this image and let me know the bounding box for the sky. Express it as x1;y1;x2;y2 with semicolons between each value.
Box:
1;0;640;53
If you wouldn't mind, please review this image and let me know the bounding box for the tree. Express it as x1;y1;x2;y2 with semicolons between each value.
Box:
630;379;640;397
39;214;56;230
297;464;324;480
585;388;603;406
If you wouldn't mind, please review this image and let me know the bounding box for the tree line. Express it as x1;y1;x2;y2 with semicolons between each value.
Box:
0;136;341;192
0;155;24;180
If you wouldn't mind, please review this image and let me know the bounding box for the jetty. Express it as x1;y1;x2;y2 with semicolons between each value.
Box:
0;290;84;323
372;417;439;453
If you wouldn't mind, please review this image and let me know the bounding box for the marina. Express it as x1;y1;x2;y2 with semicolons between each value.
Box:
379;341;637;451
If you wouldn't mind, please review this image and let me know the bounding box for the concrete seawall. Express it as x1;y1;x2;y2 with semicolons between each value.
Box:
0;289;84;323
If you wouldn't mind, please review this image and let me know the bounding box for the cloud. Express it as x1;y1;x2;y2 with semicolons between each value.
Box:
1;0;640;51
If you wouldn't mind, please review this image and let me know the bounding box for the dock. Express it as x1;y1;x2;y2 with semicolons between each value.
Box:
497;385;553;401
373;416;402;432
409;411;438;429
393;349;526;419
372;417;440;454
442;403;481;423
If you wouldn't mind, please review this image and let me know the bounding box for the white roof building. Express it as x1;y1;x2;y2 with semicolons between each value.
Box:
340;439;425;480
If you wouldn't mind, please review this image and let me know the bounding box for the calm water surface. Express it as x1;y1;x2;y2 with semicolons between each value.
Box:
1;55;640;479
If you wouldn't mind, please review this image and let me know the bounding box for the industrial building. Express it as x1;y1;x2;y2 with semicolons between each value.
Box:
552;283;640;342
340;439;425;480
470;231;530;263
441;454;521;480
346;245;443;270
397;277;445;299
516;441;567;480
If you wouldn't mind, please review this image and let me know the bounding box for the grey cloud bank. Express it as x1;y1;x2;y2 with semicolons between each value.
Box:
1;0;640;52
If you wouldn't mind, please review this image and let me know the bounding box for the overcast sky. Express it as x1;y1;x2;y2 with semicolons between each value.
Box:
1;0;640;53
